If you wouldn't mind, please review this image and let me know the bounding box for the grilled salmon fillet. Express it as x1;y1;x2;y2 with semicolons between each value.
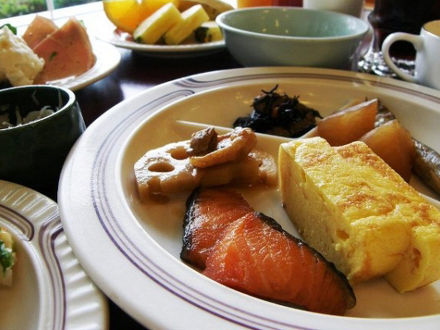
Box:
203;212;355;315
181;188;253;269
181;188;355;315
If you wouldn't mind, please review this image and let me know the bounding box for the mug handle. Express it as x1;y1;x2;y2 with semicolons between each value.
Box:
381;32;423;82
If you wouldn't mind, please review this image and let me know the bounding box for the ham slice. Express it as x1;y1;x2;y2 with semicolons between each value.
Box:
22;15;58;49
33;18;95;83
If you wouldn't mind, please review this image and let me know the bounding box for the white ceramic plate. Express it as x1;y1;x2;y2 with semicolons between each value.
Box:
46;39;121;91
97;29;225;58
58;67;440;329
0;180;108;330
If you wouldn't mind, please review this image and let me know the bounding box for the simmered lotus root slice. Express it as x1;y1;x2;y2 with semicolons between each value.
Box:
250;150;277;186
134;127;276;200
200;150;277;187
134;140;200;198
190;127;257;168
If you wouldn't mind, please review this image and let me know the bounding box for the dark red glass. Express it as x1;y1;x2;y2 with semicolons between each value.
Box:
368;0;440;59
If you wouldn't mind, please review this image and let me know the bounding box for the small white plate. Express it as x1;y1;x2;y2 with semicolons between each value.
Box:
97;29;225;58
0;180;108;330
59;67;440;329
46;39;121;91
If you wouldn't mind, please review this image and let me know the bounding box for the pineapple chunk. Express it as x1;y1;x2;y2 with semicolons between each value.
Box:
164;4;209;45
133;2;183;44
194;21;222;42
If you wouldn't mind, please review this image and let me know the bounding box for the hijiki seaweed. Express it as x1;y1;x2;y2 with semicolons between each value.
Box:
233;85;322;137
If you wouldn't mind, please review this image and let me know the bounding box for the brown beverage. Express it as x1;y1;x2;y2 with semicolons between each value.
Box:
368;0;440;59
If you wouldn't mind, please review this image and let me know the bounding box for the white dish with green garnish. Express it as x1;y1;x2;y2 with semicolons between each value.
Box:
0;180;108;330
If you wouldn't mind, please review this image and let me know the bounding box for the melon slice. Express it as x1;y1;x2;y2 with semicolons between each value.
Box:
33;18;95;83
22;15;58;49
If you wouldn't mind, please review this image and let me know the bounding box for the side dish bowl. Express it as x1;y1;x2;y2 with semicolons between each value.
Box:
216;7;370;68
0;85;85;195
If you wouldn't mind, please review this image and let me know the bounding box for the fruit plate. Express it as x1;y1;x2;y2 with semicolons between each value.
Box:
0;180;108;330
97;28;225;58
58;67;440;329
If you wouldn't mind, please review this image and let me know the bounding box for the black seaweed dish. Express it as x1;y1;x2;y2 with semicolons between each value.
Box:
233;85;322;137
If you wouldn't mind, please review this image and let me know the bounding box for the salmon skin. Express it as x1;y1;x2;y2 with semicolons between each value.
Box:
181;188;253;269
181;188;355;315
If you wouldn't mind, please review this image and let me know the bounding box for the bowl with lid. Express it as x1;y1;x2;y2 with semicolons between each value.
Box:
216;7;370;69
0;85;85;196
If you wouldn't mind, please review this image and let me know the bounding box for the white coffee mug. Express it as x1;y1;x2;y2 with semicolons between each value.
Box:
382;20;440;90
303;0;363;17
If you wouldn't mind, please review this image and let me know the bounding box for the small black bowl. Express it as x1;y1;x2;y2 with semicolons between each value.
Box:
0;85;86;197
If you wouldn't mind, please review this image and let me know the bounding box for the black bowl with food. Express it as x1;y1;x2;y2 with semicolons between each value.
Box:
0;85;85;197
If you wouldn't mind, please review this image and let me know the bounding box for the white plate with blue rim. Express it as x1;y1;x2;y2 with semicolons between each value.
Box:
0;180;108;330
58;67;440;329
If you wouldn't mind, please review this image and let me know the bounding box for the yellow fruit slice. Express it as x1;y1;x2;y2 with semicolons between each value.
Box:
103;0;152;34
164;4;209;45
141;0;180;18
133;2;183;44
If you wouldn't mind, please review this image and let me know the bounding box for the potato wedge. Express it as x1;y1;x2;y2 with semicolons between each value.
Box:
317;99;378;146
360;119;415;182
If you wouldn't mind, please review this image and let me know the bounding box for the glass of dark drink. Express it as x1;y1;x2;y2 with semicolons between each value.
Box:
359;0;440;76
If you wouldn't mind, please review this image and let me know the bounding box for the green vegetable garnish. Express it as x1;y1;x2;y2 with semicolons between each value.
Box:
0;240;13;274
49;51;58;61
0;24;17;35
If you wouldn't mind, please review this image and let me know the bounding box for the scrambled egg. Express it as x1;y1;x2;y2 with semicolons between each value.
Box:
279;137;440;293
0;26;44;86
